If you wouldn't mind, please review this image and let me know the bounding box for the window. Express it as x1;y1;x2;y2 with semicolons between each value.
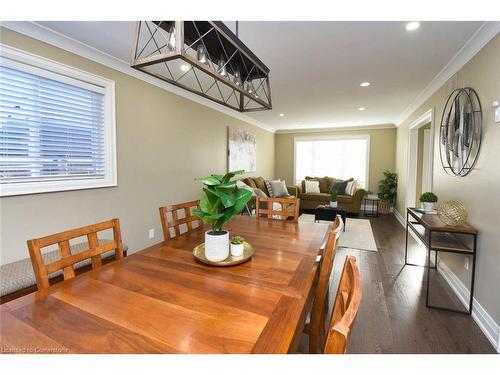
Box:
294;136;370;188
0;45;116;197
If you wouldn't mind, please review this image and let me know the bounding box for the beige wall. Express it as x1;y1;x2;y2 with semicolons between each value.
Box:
275;127;397;192
395;34;500;323
0;28;275;265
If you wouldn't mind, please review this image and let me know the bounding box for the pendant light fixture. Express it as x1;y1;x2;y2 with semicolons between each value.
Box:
131;21;272;112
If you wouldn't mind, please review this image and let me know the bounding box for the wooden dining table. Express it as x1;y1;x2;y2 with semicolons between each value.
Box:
0;215;328;354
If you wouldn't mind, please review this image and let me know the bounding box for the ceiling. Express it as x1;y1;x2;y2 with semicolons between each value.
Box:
35;21;484;131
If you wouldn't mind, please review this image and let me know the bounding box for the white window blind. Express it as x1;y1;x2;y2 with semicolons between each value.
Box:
295;136;369;188
0;46;116;196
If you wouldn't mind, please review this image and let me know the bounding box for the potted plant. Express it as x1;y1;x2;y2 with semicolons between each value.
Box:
230;236;245;257
329;188;338;208
420;192;438;213
193;170;252;262
377;170;398;214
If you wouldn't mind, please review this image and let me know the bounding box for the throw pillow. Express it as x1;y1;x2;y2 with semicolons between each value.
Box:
236;180;256;197
304;180;320;194
253;188;268;197
345;180;358;196
331;178;353;195
266;179;290;198
253;177;269;196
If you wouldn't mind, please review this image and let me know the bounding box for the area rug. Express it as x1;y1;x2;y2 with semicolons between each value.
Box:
299;214;378;252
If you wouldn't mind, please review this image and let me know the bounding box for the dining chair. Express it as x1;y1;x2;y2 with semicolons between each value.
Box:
308;215;344;353
26;218;124;290
323;255;362;354
255;197;300;222
159;200;202;241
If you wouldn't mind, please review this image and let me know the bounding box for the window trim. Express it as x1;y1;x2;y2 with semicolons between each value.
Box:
0;44;117;197
293;134;371;189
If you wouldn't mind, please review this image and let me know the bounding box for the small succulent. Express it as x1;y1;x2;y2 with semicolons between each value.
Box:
231;236;245;245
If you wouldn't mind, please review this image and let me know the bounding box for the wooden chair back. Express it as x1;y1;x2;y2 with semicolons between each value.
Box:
309;215;344;353
323;255;362;354
27;219;124;290
159;200;202;241
255;197;300;222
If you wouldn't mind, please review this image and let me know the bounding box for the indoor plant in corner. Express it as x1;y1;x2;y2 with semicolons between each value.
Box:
420;192;438;213
378;170;398;214
329;187;338;208
193;170;252;262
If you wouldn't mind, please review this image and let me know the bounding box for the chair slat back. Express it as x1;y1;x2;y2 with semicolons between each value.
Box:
27;218;124;290
309;215;344;353
159;200;202;241
323;255;362;354
255;197;300;222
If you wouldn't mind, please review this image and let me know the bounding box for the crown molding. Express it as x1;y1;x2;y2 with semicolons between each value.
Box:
395;21;500;127
0;21;276;134
275;123;395;134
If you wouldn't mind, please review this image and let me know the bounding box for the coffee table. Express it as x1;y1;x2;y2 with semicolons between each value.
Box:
314;205;346;231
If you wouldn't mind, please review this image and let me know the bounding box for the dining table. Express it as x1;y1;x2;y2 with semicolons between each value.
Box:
0;215;329;354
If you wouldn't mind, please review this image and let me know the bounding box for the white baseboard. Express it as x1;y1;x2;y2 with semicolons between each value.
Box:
393;209;406;227
437;260;500;353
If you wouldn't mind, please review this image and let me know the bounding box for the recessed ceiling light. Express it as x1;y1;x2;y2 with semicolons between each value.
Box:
360;82;370;87
406;22;420;31
358;107;366;111
279;113;285;117
180;64;191;72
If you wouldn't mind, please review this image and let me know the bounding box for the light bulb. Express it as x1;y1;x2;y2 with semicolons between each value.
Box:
217;56;227;77
197;45;208;65
167;23;176;50
233;71;242;87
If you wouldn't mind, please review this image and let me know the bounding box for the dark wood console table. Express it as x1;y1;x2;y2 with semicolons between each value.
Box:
405;208;478;315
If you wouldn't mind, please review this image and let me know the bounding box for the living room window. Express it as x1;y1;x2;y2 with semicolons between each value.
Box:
294;135;370;188
0;46;116;196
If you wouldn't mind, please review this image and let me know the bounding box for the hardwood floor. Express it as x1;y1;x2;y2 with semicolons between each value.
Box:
324;214;495;354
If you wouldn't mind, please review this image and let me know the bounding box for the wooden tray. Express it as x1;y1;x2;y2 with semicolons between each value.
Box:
193;242;254;267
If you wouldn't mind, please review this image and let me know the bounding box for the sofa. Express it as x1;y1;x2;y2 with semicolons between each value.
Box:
241;176;298;211
297;176;365;214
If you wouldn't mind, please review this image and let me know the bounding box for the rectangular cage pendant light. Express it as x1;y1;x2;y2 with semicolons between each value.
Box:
131;21;272;112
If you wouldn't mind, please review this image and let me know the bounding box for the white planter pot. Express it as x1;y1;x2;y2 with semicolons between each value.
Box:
204;230;229;262
230;243;244;257
423;202;434;213
329;201;338;208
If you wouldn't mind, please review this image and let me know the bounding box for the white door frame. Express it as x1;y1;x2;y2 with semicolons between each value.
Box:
405;108;434;210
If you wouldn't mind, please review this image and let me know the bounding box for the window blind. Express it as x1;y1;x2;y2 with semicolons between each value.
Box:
0;64;106;185
295;137;369;188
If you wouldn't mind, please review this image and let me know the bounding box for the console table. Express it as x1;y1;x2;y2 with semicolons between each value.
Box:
405;208;478;315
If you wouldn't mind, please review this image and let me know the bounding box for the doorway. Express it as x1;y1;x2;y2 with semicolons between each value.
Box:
406;109;434;209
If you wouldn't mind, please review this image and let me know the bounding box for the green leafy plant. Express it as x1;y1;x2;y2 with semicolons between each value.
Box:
330;187;338;202
192;170;252;234
420;192;438;203
231;236;245;245
378;170;398;204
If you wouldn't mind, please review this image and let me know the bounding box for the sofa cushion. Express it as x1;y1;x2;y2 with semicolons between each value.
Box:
266;179;290;198
253;177;269;196
337;194;354;203
242;177;257;189
304;180;320;194
305;176;331;193
331;178;354;195
300;192;330;201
